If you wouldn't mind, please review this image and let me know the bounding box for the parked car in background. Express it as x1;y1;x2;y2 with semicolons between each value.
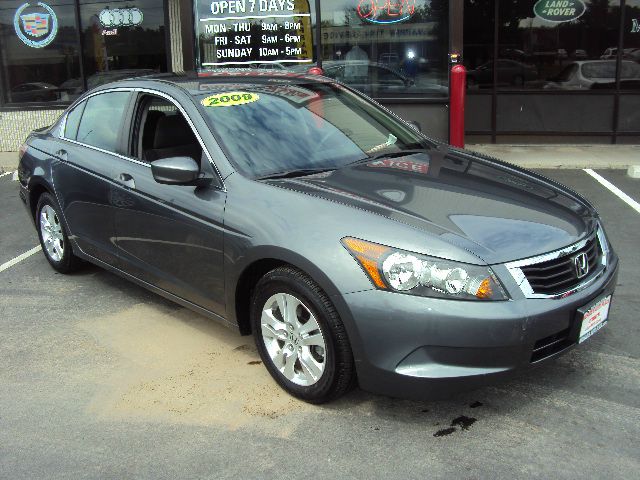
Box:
378;53;401;70
59;69;157;100
291;61;415;95
10;82;58;103
544;60;640;89
623;48;640;62
257;63;286;70
18;72;618;403
467;59;538;88
600;47;640;61
573;49;588;59
600;47;617;59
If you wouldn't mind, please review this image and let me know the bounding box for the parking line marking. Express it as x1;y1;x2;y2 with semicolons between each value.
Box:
0;170;14;178
0;246;41;273
583;169;640;215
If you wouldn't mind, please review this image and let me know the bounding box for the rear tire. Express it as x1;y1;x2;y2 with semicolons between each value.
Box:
36;193;81;273
251;266;355;403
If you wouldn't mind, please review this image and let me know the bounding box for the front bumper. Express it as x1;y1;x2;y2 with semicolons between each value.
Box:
336;253;619;400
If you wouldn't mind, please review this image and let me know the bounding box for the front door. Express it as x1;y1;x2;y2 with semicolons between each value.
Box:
109;93;227;318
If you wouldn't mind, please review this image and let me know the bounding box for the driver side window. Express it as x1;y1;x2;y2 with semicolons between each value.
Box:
133;95;203;164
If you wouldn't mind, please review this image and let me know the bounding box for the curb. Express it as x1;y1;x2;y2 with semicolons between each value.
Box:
0;152;17;173
467;144;640;170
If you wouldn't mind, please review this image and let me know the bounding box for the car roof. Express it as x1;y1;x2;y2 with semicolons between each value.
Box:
92;70;333;96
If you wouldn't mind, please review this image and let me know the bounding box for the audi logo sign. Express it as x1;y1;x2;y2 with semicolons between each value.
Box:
99;7;143;28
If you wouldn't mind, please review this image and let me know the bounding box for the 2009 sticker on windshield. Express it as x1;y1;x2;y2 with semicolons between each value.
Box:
201;92;259;107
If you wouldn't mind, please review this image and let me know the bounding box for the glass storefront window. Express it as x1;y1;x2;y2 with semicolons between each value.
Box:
0;1;80;104
318;0;449;97
622;1;640;89
493;0;620;91
463;0;494;75
194;0;317;69
77;0;167;100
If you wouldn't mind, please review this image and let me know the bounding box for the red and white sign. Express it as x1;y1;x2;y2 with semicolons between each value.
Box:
579;295;611;343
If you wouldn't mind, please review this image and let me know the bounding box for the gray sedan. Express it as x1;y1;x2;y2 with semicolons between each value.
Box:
17;72;618;403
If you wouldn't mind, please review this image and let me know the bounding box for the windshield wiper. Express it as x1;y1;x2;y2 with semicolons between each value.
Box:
344;148;430;168
256;167;336;180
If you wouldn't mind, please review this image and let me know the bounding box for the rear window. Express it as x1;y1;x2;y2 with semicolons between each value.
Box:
620;62;640;79
64;101;85;140
582;62;616;79
76;92;130;152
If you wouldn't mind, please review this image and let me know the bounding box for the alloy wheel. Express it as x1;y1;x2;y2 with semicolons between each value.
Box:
40;204;64;262
260;292;327;386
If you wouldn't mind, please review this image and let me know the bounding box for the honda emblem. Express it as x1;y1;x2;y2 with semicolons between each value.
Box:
573;252;589;279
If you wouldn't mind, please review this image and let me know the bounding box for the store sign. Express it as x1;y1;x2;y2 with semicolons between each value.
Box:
356;0;416;25
322;22;436;45
196;0;313;67
533;0;586;23
99;7;144;28
13;2;58;48
632;18;639;33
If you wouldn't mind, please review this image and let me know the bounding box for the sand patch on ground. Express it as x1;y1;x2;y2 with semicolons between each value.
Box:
81;303;317;431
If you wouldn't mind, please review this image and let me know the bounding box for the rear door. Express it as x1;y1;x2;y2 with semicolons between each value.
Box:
108;92;227;318
52;90;133;264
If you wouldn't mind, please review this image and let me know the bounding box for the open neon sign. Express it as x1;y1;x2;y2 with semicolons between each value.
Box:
356;0;416;24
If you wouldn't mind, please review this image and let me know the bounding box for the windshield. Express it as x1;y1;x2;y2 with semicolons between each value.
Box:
196;82;432;178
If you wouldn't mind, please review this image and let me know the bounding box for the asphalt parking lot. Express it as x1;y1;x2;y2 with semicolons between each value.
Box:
1;168;639;479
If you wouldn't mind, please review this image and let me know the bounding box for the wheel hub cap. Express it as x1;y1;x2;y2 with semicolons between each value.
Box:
40;204;64;262
260;293;327;386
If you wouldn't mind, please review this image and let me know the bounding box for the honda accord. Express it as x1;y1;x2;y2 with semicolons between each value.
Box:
17;71;618;403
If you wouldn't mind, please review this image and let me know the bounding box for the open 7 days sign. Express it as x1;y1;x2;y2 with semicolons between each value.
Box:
533;0;586;23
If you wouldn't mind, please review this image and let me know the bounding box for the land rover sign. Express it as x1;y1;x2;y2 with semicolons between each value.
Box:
534;0;586;23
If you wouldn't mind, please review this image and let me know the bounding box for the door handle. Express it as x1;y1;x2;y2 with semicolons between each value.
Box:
55;149;68;161
117;172;136;189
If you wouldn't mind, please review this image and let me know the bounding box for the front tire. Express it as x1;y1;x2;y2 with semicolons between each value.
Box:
36;193;81;273
251;266;355;403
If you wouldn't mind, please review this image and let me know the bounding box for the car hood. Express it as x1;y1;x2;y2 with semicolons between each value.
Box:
266;147;597;264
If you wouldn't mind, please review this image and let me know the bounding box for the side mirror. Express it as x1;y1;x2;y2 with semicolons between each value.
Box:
151;156;209;186
407;120;422;132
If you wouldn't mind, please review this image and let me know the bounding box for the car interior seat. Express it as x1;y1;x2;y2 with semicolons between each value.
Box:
143;114;202;163
141;110;165;153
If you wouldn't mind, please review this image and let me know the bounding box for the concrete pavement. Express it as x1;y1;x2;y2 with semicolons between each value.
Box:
0;169;639;479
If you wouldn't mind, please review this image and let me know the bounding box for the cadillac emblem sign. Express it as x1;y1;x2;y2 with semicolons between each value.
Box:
14;2;58;48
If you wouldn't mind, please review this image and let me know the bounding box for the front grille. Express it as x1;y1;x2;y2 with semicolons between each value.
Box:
531;328;572;362
521;235;600;295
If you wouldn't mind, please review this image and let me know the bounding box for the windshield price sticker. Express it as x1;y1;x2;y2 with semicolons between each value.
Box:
196;0;313;68
201;91;260;107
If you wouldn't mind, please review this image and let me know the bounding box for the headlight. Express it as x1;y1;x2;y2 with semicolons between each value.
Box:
341;237;508;301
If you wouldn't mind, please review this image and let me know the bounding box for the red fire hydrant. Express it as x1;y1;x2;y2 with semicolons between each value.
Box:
449;64;466;148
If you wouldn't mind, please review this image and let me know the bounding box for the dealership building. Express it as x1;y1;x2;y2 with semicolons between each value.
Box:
0;0;638;151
